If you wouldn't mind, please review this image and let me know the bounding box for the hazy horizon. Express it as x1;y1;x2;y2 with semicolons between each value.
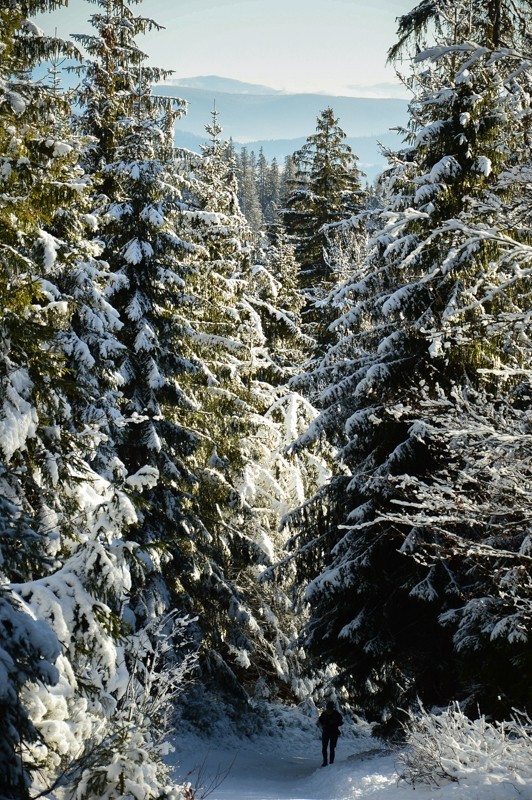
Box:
161;74;409;100
35;0;414;97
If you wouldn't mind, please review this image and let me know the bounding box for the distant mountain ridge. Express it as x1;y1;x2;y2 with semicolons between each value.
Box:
163;75;284;95
158;76;409;181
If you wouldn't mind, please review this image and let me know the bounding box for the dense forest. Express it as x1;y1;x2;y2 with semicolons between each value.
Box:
0;0;530;798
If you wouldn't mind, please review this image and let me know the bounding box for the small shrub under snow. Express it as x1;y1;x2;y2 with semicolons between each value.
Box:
397;703;532;790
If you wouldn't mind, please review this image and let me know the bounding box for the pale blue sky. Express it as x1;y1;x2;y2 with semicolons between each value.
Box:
36;0;414;96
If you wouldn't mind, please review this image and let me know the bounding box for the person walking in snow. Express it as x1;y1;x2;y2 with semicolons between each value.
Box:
318;700;343;766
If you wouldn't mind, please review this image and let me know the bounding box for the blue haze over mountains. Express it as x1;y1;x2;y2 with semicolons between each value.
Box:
158;76;409;183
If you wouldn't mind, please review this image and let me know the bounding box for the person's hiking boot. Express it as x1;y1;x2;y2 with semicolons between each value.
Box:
321;760;328;767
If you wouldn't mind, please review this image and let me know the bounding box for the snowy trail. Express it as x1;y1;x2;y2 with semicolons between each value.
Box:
170;725;532;800
175;742;337;799
176;744;319;798
171;731;404;800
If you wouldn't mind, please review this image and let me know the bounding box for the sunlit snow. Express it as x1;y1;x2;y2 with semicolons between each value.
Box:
168;705;532;800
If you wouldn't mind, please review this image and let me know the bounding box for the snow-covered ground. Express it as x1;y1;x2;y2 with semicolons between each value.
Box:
169;704;532;800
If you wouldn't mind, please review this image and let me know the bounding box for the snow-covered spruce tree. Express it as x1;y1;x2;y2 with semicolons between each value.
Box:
0;581;60;800
171;112;328;706
259;151;282;224
72;0;208;623
2;4;195;797
234;145;264;239
0;0;128;562
251;228;306;382
0;245;66;800
41;87;128;475
0;6;116;794
74;0;314;716
241;188;333;704
388;0;531;61
282;108;365;295
279;153;297;209
285;0;531;728
0;460;61;799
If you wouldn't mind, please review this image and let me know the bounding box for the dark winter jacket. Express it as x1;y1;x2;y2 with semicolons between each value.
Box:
318;709;343;733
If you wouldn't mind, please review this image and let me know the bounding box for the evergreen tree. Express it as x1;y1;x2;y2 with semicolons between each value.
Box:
256;147;269;212
0;6;99;794
286;0;532;728
251;230;306;380
0;2;198;798
172;111;329;704
264;156;281;223
1;4;193;797
280;153;297;204
235;146;264;237
388;0;530;59
281;109;367;363
173;112;270;689
72;0;203;622
282;107;365;295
